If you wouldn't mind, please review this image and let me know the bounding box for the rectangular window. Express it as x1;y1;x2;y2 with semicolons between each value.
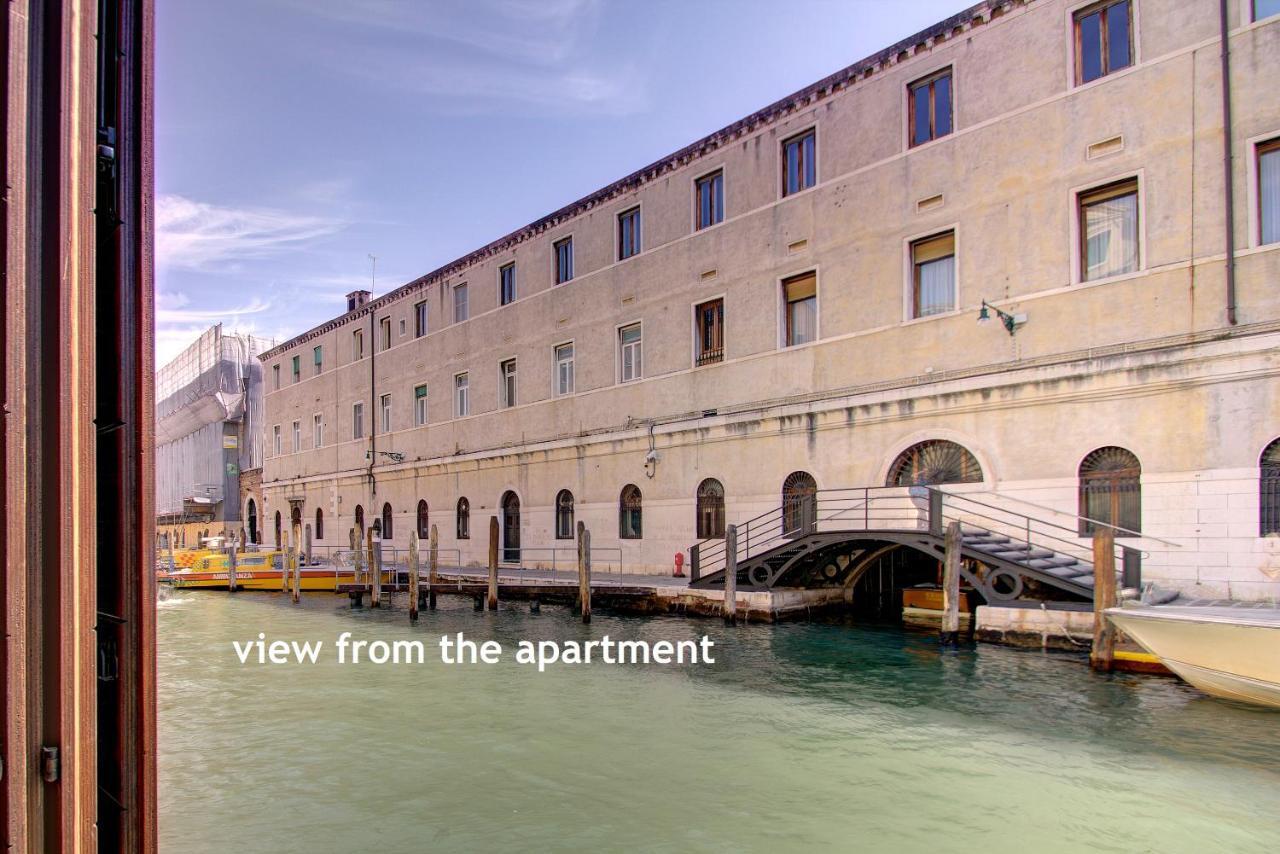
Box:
454;373;470;417
414;300;428;337
380;317;392;351
499;263;516;306
291;420;301;452
352;402;364;440
554;342;575;396
619;323;642;383
500;359;517;408
618;207;641;260
695;298;724;365
554;237;574;284
313;345;323;375
1259;139;1280;245
1074;0;1132;85
313;413;323;447
782;273;818;346
380;393;392;433
911;232;957;317
453;284;469;323
291;355;300;383
1256;0;1280;21
696;170;724;229
353;329;364;360
909;68;953;147
272;425;281;456
399;318;406;336
782;129;816;197
414;384;428;426
272;364;280;390
1079;178;1139;281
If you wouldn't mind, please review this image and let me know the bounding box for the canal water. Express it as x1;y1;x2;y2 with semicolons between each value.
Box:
159;591;1280;853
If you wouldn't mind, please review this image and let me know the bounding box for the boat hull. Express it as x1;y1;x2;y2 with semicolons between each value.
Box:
1106;606;1280;709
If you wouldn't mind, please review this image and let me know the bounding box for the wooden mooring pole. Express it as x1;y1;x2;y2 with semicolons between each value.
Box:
723;524;738;624
428;523;439;610
940;520;962;645
227;537;238;593
577;522;591;624
369;527;382;608
1091;527;1118;672
487;516;499;610
408;531;420;622
349;527;364;607
290;520;302;603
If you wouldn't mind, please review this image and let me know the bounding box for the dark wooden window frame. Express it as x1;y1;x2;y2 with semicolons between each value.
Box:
620;484;643;539
695;298;724;366
618;207;642;260
781;128;817;197
695;169;724;230
457;497;471;539
554;236;574;284
1073;0;1133;86
1078;177;1139;282
907;67;953;147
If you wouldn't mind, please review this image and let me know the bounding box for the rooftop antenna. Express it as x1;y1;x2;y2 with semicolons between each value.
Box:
367;253;377;295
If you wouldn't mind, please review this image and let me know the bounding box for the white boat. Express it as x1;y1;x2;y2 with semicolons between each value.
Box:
1105;604;1280;709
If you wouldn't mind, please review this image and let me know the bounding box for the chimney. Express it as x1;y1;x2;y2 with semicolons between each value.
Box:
345;290;371;312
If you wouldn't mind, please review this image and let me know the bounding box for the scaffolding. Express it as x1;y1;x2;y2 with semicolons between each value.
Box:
155;324;273;518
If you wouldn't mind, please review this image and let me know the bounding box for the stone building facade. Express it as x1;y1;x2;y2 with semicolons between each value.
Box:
260;0;1280;599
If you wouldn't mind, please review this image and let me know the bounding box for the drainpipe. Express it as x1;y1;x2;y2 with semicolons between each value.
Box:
368;301;377;496
1220;0;1237;325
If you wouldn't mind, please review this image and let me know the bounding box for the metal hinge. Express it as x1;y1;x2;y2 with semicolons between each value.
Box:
41;746;59;783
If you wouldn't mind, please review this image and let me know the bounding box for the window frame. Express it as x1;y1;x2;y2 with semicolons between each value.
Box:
352;328;364;361
618;321;643;384
553;235;574;284
313;412;323;448
694;167;725;231
291;354;300;383
1069;0;1136;87
1249;134;1280;248
1253;0;1280;23
619;484;643;540
456;497;471;540
291;419;301;452
272;424;281;456
1071;173;1142;284
907;66;954;149
379;316;392;351
272;364;280;390
780;127;817;198
379;393;392;434
414;383;428;427
500;358;517;409
352;401;364;440
779;270;819;348
454;372;470;418
313;345;323;375
554;340;575;397
617;205;642;261
499;261;517;306
906;229;959;320
693;296;725;367
555;489;575;540
413;300;428;337
453;283;469;324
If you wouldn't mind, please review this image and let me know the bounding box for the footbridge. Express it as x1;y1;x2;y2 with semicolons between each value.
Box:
687;487;1155;604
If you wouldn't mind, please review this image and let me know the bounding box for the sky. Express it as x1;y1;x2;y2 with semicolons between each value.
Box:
156;0;964;366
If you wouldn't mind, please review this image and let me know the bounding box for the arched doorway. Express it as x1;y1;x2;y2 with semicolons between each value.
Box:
887;439;983;486
290;505;302;542
354;504;364;539
782;471;817;537
417;500;429;539
696;478;725;539
619;485;642;539
1078;447;1141;536
501;491;520;563
1262;438;1280;537
315;508;324;541
274;511;282;549
247;498;259;544
381;502;394;541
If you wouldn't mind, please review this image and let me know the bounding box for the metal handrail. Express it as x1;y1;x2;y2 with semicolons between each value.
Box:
944;489;1180;547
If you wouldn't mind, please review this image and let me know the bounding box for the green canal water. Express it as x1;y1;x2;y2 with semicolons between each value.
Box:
159;590;1280;853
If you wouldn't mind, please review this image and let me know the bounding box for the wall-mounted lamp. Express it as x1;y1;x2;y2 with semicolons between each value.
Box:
977;300;1027;336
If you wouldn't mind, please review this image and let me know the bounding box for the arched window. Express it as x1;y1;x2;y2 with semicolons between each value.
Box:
501;491;521;563
354;504;364;537
620;484;643;539
457;497;470;539
782;471;818;537
381;502;394;541
1261;439;1280;536
247;498;259;544
888;440;983;486
417;500;429;539
1078;447;1141;536
696;478;725;539
555;490;575;540
274;511;282;548
315;508;324;541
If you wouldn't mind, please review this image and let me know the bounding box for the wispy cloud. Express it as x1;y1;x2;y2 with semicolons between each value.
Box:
156;193;345;271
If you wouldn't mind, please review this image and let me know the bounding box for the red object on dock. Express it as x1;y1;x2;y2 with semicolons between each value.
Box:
673;552;685;577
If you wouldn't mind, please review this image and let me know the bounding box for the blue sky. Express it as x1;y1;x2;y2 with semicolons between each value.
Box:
156;0;963;364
